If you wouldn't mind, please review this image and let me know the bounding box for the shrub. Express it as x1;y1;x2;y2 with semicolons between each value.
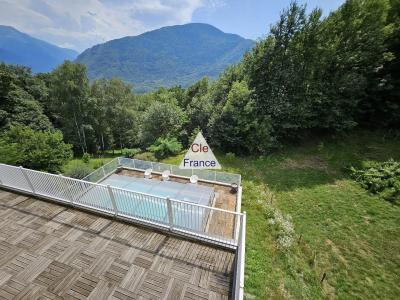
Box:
350;159;400;203
122;148;141;158
134;152;157;162
0;125;72;172
82;153;91;164
93;160;105;169
64;161;93;179
147;137;182;159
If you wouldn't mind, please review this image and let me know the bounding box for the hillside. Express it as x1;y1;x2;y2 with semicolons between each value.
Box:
0;25;78;73
76;23;255;93
163;131;400;299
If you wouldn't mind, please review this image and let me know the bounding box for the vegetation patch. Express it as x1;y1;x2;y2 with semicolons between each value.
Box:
266;208;296;251
147;137;182;159
122;148;141;158
0;125;72;172
134;152;157;162
280;156;328;171
63;161;93;179
350;159;400;203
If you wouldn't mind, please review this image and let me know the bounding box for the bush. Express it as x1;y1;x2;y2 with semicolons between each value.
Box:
147;137;182;159
82;153;91;164
350;159;400;203
0;125;72;172
134;152;157;162
64;161;93;179
122;148;141;158
93;160;105;169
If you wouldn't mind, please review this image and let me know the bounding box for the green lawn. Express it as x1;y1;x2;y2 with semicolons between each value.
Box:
62;153;120;175
164;130;400;299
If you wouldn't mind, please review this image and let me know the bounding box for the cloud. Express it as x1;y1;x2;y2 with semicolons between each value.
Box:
0;0;209;52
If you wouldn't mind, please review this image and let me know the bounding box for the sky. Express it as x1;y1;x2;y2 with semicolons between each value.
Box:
0;0;345;53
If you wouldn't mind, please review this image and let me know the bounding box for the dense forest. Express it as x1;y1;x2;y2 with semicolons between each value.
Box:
0;0;399;173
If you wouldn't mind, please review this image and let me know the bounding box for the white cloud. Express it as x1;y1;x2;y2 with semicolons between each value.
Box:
0;0;209;52
207;0;226;8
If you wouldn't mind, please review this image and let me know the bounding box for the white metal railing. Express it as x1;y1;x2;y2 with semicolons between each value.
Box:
82;157;241;186
0;163;244;248
233;212;246;300
82;157;119;182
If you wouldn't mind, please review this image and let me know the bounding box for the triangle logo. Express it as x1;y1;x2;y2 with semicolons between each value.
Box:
179;132;221;169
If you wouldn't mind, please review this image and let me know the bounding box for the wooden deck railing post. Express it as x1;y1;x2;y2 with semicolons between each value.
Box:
107;185;118;216
20;166;35;194
166;197;174;230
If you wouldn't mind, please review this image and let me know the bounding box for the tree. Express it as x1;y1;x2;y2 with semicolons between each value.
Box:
239;0;394;151
111;105;139;150
185;94;213;144
89;78;138;152
0;63;52;131
359;0;400;127
245;3;323;143
183;77;209;108
0;125;72;172
208;81;275;153
140;101;187;146
49;61;90;154
315;0;392;130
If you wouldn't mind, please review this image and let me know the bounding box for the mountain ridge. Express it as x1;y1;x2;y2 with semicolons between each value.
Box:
0;25;78;73
76;23;255;93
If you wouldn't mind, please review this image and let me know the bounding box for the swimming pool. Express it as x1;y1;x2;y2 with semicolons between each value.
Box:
76;174;215;231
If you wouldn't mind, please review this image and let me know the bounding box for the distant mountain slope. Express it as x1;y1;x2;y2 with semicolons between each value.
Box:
76;23;255;93
0;25;78;73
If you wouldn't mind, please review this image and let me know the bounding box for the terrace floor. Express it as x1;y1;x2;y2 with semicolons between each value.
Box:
0;189;234;299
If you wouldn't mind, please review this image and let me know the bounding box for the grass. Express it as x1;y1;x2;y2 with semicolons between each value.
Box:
163;130;400;299
62;153;120;175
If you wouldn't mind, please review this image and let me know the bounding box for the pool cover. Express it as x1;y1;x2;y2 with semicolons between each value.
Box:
101;174;214;206
75;174;215;231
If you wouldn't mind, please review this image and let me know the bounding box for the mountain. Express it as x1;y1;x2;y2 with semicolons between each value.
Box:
0;25;78;73
76;23;255;93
